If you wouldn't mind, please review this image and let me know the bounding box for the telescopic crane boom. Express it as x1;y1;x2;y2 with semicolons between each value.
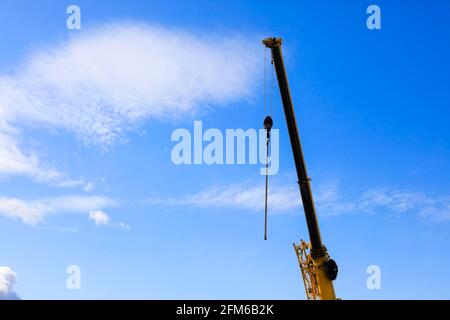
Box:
262;37;338;300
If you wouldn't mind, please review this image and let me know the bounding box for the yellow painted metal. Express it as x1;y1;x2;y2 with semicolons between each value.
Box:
294;240;336;300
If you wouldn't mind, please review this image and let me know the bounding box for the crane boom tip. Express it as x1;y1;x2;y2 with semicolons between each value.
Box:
262;37;283;48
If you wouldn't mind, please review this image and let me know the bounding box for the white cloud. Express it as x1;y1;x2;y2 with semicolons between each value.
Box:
83;182;95;192
89;210;110;225
0;198;48;226
0;267;20;300
150;180;450;223
89;209;130;229
0;131;86;188
117;222;131;230
0;195;118;226
314;183;450;222
356;188;450;222
0;23;260;185
149;182;300;213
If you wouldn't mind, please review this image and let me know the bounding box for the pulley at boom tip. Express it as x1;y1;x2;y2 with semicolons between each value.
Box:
262;37;283;48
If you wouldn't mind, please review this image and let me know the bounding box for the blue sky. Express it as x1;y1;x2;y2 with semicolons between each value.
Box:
0;0;449;299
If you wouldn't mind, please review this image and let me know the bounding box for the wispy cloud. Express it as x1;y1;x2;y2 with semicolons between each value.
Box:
314;182;450;222
149;181;450;223
0;267;20;300
0;195;119;226
0;130;87;188
89;209;130;230
356;188;450;222
0;23;259;188
149;182;300;213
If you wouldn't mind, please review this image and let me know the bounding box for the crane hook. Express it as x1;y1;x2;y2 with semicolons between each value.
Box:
264;115;273;240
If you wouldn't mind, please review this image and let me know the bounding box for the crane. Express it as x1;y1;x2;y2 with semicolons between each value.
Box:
262;37;338;300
